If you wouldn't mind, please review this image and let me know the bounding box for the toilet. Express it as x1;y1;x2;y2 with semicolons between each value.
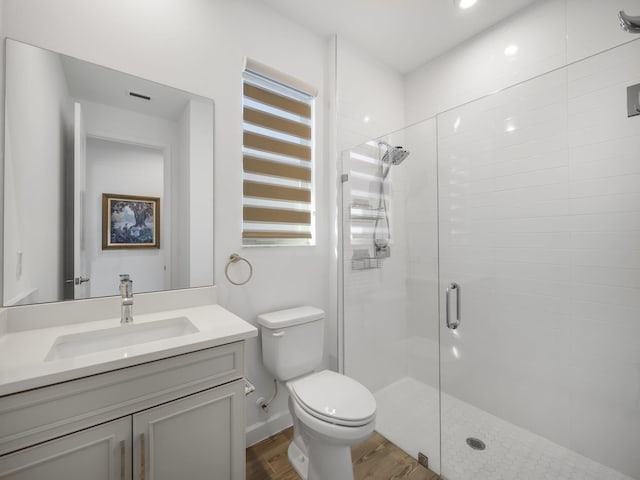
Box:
257;306;376;480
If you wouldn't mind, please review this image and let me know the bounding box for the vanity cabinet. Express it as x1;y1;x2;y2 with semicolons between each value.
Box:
0;342;246;480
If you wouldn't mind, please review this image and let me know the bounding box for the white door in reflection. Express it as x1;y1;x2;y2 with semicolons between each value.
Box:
72;102;90;300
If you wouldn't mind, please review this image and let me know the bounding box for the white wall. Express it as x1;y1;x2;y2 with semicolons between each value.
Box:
3;39;72;305
1;0;329;446
0;0;5;302
81;101;179;151
85;138;166;297
81;101;180;293
336;37;405;152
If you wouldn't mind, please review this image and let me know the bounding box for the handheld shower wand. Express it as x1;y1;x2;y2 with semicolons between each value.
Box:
373;142;410;259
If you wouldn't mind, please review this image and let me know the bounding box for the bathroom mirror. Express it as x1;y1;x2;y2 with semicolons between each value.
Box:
3;39;214;306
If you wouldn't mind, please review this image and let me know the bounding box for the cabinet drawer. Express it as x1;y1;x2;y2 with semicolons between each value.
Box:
0;342;243;456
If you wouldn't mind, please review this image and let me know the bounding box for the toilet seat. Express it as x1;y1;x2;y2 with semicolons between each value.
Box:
288;370;376;427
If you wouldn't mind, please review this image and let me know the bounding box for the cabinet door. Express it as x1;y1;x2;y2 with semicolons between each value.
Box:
0;417;130;480
132;380;245;480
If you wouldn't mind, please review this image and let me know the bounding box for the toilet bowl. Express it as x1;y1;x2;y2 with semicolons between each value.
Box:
257;307;376;480
286;370;376;480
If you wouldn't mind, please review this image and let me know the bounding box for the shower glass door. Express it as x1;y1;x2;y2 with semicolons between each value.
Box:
437;39;640;480
340;120;441;472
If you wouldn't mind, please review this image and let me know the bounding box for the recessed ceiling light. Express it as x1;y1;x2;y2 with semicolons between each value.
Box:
504;44;519;56
456;0;478;10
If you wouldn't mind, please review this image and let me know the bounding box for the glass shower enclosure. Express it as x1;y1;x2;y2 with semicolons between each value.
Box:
340;37;640;480
341;118;441;471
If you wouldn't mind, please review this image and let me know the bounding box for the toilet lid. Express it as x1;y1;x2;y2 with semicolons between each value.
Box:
289;370;376;427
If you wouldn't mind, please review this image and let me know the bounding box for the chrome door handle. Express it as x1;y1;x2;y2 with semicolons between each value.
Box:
446;282;460;330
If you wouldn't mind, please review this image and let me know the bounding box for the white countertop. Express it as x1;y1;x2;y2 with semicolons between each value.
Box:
0;303;257;397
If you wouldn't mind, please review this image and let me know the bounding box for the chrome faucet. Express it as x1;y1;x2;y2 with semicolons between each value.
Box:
119;274;134;324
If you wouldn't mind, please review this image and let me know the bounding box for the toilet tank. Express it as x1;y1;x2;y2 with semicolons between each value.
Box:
257;306;324;381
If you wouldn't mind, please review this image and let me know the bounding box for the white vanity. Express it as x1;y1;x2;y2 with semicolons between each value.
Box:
0;287;257;480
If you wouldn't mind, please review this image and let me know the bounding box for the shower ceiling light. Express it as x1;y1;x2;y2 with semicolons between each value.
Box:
456;0;478;10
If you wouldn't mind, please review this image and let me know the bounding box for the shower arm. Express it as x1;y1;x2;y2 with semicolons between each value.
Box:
619;10;640;33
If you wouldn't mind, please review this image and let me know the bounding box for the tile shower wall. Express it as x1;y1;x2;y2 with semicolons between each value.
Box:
565;38;640;477
405;0;640;124
405;0;567;124
336;36;408;391
341;139;409;393
565;0;640;64
395;121;439;389
437;39;640;479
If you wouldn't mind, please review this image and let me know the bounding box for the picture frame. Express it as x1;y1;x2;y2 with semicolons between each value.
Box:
102;193;160;250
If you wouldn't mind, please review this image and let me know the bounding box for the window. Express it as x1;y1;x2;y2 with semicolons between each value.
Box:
242;59;316;246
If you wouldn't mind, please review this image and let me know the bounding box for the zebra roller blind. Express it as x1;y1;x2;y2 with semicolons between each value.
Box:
242;66;315;245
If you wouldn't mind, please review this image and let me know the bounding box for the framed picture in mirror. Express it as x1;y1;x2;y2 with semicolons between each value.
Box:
102;194;160;250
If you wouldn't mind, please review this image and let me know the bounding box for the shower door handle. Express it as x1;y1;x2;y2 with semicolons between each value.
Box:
446;283;460;330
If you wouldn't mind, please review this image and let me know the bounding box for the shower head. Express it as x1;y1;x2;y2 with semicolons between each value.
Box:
379;142;410;166
619;10;640;33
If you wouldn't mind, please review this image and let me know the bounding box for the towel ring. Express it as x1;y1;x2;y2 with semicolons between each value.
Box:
224;253;253;286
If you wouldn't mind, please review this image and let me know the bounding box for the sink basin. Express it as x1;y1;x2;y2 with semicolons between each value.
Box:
45;317;199;361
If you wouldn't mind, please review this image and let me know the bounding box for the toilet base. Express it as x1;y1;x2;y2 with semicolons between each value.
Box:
286;396;361;480
288;440;309;479
288;435;355;480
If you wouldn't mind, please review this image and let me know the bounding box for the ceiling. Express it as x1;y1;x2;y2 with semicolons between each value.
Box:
261;0;541;74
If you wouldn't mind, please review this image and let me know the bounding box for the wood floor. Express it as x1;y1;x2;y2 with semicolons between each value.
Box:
246;428;440;480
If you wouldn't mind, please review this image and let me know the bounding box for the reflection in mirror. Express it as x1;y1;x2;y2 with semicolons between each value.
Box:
3;39;214;306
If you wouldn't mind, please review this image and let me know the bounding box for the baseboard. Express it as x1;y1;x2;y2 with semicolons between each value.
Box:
246;410;293;447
